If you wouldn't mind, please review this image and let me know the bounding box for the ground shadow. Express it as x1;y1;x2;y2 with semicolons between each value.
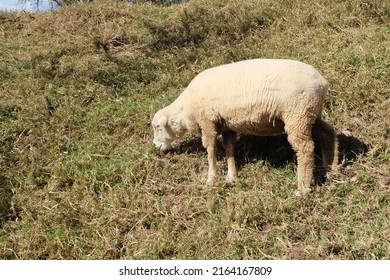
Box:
0;174;16;226
175;134;294;166
172;132;368;182
337;133;369;164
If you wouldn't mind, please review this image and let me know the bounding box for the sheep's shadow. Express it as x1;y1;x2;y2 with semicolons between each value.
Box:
0;174;17;226
174;133;368;182
337;133;369;164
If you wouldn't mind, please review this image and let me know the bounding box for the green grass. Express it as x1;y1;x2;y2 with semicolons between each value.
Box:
0;0;389;259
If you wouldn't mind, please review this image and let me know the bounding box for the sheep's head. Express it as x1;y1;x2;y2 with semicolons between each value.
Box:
152;110;176;151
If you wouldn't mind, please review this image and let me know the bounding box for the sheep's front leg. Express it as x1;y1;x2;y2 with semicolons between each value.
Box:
222;131;237;183
201;123;218;184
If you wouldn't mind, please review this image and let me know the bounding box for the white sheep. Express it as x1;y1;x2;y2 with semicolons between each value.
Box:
152;59;338;195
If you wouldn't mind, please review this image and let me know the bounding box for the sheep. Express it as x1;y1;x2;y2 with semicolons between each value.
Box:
152;59;338;196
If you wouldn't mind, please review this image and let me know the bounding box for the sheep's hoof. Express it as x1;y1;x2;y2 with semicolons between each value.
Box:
206;175;216;185
294;188;312;197
226;175;237;184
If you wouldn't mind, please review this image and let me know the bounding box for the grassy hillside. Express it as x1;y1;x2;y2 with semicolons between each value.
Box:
0;0;389;259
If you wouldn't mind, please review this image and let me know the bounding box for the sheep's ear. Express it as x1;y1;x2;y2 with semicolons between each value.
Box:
157;115;168;127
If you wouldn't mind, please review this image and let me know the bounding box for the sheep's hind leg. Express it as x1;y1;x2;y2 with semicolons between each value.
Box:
312;119;339;174
222;131;237;183
201;123;218;184
286;123;315;196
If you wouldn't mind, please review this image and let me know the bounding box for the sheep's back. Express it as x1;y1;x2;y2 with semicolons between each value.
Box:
180;59;328;135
